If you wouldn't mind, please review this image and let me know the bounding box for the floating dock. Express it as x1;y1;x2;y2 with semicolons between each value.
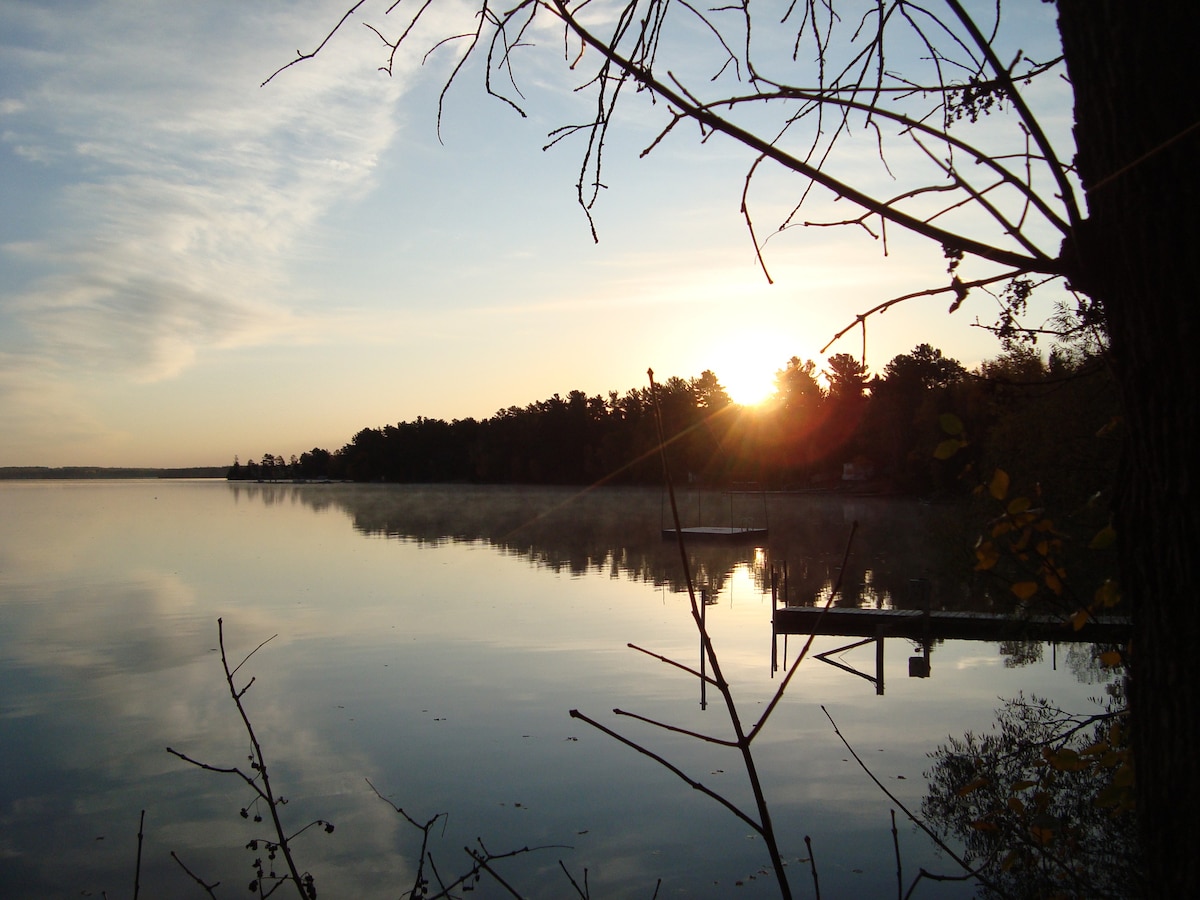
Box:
662;526;768;542
773;605;1129;643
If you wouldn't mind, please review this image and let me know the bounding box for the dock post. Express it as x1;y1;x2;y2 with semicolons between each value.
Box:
770;568;779;674
875;627;886;696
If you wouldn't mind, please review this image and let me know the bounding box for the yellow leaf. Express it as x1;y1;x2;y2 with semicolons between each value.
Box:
1007;496;1031;515
1089;524;1117;550
934;438;963;460
989;468;1010;501
1043;570;1063;596
1094;579;1121;608
1007;797;1025;815
975;541;999;571
1070;609;1091;631
1011;581;1038;601
1046;748;1087;772
939;412;964;436
1099;650;1123;667
957;777;989;796
969;819;998;832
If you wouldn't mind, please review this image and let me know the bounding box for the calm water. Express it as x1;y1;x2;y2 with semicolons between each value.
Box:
0;481;1115;898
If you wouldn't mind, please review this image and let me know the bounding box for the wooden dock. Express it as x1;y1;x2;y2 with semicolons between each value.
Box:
773;605;1129;643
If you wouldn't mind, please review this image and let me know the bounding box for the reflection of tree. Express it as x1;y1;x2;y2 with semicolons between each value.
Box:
922;695;1138;899
230;483;986;607
1066;643;1126;689
998;640;1043;669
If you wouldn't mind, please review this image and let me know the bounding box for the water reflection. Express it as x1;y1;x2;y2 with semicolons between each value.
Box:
0;481;1122;898
228;481;988;612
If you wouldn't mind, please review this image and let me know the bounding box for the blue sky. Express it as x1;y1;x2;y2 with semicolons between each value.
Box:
0;1;1072;467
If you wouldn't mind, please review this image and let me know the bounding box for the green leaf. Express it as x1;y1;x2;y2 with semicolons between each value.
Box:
939;412;964;436
934;438;963;460
1089;524;1117;550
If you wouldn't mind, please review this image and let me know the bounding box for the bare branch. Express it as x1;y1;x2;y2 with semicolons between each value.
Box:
613;707;740;746
261;1;369;87
170;851;221;897
568;708;762;832
821;269;1031;354
626;641;719;685
547;0;1060;274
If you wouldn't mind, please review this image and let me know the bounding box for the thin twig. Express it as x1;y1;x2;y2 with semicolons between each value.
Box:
821;705;1001;896
805;834;820;900
568;708;761;833
891;809;902;900
627;642;719;686
261;1;368;86
613;707;739;747
170;851;220;897
133;809;145;900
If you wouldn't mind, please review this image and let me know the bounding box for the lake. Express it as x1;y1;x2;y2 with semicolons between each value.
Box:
0;480;1118;898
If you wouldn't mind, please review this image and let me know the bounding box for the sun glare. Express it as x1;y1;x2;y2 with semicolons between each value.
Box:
719;363;777;407
703;331;815;408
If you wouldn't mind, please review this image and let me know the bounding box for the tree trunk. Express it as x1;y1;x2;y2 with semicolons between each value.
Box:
1057;2;1200;893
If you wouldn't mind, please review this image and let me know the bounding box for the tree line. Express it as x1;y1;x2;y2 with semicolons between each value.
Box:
230;343;1117;508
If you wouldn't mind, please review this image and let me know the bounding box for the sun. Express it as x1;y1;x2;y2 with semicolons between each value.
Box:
721;367;776;407
703;333;808;407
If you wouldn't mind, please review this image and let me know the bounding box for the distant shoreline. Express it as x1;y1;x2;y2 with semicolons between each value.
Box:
0;466;227;480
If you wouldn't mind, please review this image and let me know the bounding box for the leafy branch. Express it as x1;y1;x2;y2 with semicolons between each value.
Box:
167;619;331;899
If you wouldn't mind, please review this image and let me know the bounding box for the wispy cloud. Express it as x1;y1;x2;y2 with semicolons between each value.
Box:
0;2;419;387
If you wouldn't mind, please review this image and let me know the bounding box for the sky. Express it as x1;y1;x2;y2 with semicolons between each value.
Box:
0;1;1074;467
